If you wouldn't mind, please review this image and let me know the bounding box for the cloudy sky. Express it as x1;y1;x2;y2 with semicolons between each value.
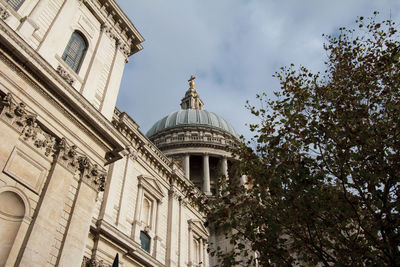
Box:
115;0;400;140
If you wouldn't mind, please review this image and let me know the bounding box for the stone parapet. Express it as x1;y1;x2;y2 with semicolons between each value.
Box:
149;125;238;151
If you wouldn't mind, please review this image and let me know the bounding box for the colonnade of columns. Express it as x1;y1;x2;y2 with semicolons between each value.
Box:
183;153;228;195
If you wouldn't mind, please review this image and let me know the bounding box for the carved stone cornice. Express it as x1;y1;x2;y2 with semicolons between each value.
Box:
101;24;131;59
57;138;106;192
126;145;138;161
92;0;144;55
168;186;182;201
0;5;10;20
101;24;117;41
116;39;131;57
56;65;74;85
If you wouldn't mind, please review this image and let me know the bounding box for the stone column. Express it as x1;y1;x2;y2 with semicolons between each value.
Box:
183;153;190;179
203;153;211;195
221;156;228;179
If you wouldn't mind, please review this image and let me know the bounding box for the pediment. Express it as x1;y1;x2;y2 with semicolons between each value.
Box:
188;219;209;238
137;175;165;201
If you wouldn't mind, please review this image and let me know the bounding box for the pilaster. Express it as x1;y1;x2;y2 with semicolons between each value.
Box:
165;187;181;267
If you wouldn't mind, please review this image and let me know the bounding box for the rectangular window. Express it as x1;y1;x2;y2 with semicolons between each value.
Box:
140;231;151;253
5;0;25;11
141;196;153;227
193;238;200;265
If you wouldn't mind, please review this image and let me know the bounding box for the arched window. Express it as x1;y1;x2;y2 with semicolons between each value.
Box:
5;0;25;11
140;231;151;253
62;31;88;73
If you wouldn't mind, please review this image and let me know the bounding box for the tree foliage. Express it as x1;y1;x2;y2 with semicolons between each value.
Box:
204;14;400;266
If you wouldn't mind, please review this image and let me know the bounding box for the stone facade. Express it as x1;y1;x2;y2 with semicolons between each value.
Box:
0;1;209;267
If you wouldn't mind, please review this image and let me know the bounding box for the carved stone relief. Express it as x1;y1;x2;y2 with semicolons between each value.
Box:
0;6;10;20
0;92;106;192
57;138;106;192
56;65;75;85
81;256;110;267
102;24;131;58
0;92;57;158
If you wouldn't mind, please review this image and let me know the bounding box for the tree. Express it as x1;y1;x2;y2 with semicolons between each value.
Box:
201;14;400;266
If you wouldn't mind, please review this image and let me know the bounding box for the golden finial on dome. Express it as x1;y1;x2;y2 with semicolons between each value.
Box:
188;75;195;89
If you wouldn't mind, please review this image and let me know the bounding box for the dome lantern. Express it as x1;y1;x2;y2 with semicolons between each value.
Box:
146;76;240;197
180;75;204;110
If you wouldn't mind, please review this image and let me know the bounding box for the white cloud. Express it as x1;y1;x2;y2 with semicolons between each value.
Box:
116;0;400;139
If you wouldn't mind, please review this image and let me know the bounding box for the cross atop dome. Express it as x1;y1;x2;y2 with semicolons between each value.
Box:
180;75;204;110
188;75;195;89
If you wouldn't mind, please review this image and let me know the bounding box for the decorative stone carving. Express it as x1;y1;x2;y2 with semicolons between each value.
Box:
14;102;27;126
57;138;106;192
58;138;80;171
102;23;131;58
1;93;57;157
126;145;138;160
116;40;131;57
81;256;109;267
1;92;15;118
22;117;57;157
101;24;117;41
0;6;9;20
56;65;74;85
0;93;59;158
169;187;182;201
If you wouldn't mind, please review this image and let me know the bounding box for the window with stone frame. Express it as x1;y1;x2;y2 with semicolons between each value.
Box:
188;219;209;267
140;231;151;253
133;175;165;255
62;31;88;73
5;0;24;10
192;236;201;266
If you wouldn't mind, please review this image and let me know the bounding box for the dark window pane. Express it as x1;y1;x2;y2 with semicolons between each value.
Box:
5;0;24;11
140;231;151;253
62;32;87;73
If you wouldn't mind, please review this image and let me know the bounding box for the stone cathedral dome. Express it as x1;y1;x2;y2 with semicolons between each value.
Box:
146;109;238;138
146;76;239;196
146;75;238;140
